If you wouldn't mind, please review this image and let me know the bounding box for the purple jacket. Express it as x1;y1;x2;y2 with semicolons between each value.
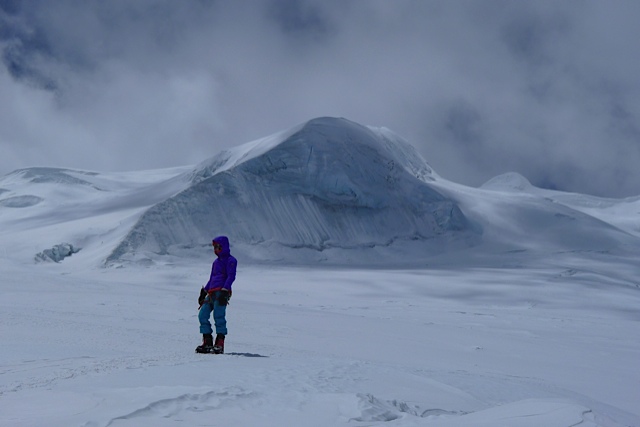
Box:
204;236;237;293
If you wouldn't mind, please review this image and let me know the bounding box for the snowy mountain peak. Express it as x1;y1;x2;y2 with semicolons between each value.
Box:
107;117;469;265
481;172;534;192
189;117;437;185
2;117;639;268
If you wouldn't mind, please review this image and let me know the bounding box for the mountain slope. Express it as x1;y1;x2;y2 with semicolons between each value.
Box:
0;166;191;265
482;172;640;238
422;173;640;263
2;117;639;267
107;117;474;265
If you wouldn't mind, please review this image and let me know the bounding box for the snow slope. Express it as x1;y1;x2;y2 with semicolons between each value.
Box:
2;118;638;268
482;172;640;238
426;174;640;265
0;166;191;266
1;117;639;426
1;260;638;426
107;117;472;266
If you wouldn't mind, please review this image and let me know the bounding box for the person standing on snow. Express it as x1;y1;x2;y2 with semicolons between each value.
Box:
196;235;237;354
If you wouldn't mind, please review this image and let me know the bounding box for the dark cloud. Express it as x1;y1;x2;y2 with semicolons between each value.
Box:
501;6;570;67
268;0;333;39
0;0;639;197
0;3;55;88
0;0;20;16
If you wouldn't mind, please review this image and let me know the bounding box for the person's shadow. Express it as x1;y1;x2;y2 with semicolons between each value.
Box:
226;352;268;358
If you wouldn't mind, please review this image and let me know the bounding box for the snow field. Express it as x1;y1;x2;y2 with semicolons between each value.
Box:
1;259;638;426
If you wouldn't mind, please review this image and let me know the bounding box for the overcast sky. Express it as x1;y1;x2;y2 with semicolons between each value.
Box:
1;1;639;197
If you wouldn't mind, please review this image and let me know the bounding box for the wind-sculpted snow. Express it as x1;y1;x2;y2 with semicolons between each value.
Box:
0;195;43;208
108;118;473;264
6;167;103;189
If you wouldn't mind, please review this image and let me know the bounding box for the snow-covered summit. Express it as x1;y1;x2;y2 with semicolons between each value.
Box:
187;117;438;184
108;117;471;265
2;116;639;267
481;172;534;192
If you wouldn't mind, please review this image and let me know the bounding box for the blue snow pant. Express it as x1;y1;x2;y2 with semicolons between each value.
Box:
198;291;227;335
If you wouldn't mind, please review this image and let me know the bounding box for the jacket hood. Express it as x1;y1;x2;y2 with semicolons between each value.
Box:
212;235;231;256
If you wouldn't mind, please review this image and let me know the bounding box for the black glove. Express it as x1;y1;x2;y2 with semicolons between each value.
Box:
198;287;206;308
217;289;230;306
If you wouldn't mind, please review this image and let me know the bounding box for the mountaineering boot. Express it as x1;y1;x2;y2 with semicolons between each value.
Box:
213;334;225;354
195;333;214;353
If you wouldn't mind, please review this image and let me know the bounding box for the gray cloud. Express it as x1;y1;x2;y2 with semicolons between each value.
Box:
1;0;639;197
